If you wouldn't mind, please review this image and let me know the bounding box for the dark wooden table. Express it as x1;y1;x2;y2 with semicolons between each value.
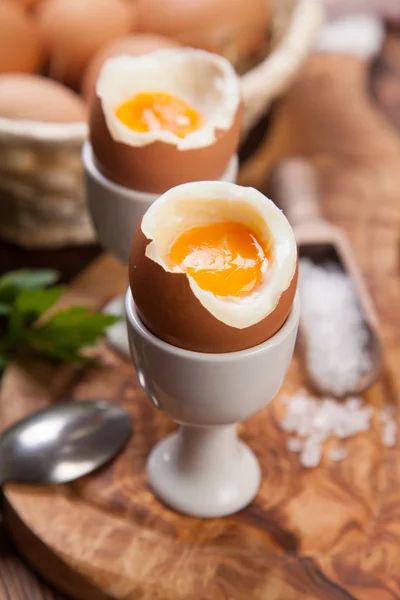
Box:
1;23;399;600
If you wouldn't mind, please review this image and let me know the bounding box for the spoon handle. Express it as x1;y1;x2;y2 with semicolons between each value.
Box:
267;158;324;227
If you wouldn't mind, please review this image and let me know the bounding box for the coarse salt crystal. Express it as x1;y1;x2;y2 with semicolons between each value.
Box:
301;436;322;468
280;390;398;466
287;437;304;453
329;447;348;462
279;390;377;467
345;397;363;411
380;405;395;423
299;259;372;397
382;420;397;447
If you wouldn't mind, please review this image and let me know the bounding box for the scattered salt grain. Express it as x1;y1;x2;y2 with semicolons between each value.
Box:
301;436;322;468
382;421;397;447
286;437;304;453
329;447;348;462
279;390;374;467
380;406;397;447
380;405;395;423
345;397;363;412
299;259;372;397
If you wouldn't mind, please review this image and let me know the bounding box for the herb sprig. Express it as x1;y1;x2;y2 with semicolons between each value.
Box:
0;269;119;378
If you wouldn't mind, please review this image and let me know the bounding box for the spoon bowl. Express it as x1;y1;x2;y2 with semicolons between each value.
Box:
0;400;132;487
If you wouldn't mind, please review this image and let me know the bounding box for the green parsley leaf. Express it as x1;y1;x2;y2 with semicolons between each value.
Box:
27;307;119;362
0;268;121;378
5;286;64;348
14;286;64;319
0;269;59;291
0;303;10;316
0;269;59;314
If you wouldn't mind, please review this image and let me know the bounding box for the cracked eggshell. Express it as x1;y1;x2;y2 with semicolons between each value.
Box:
89;49;242;194
81;34;181;101
129;181;298;353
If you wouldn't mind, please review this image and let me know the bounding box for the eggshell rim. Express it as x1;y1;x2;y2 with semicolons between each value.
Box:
141;180;298;328
126;288;300;359
96;48;241;149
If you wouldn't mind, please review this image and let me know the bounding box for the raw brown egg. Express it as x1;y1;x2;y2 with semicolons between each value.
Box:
81;34;181;102
0;74;86;122
129;181;298;353
136;0;269;62
37;0;135;89
89;49;243;194
0;2;43;74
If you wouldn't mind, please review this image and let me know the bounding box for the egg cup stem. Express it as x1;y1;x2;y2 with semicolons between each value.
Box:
126;290;300;519
147;424;261;518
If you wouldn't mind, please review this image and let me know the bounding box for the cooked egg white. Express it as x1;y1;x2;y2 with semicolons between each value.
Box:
141;180;297;329
96;48;241;150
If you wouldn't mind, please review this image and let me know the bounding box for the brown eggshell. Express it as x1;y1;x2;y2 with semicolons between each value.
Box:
81;34;181;102
0;74;86;122
89;97;243;194
135;0;269;59
37;0;134;89
89;96;243;194
0;2;43;74
129;225;298;354
15;0;42;12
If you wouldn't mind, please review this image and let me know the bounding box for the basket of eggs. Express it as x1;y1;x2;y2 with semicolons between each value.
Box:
0;0;323;248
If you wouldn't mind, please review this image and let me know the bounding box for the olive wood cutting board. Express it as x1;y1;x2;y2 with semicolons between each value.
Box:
2;48;400;600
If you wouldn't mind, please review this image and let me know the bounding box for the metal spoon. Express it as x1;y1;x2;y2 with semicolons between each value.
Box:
0;400;132;487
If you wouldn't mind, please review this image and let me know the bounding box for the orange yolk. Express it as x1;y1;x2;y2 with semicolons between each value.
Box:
115;91;205;138
169;221;269;297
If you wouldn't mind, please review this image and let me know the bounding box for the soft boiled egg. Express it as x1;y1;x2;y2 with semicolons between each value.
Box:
81;34;181;101
89;48;242;194
129;181;298;353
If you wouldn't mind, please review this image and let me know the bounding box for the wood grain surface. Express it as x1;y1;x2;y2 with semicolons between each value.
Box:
0;520;65;600
3;31;400;600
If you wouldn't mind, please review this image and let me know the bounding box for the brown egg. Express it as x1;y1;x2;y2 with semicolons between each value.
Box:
0;2;43;74
15;0;42;11
136;0;269;60
89;49;243;194
37;0;135;89
81;34;180;102
129;182;298;354
0;74;86;122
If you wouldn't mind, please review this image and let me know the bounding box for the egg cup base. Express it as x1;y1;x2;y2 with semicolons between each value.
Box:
147;426;261;518
126;290;300;519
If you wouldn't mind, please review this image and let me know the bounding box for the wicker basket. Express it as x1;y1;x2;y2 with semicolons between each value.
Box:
0;0;324;248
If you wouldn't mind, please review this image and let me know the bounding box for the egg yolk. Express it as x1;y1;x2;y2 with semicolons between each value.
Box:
169;221;269;297
115;91;205;138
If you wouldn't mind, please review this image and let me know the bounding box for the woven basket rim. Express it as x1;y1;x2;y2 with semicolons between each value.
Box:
0;116;88;144
0;0;323;144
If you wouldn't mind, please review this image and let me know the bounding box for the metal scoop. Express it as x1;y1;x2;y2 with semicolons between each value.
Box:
0;400;132;487
267;158;383;397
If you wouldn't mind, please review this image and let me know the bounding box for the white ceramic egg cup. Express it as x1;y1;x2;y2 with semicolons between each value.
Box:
82;141;239;357
126;289;300;518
